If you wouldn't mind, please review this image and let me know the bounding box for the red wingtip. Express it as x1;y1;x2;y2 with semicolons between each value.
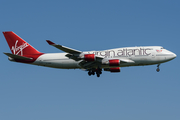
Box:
46;40;55;45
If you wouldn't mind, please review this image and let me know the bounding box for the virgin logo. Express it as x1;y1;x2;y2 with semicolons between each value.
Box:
11;40;29;55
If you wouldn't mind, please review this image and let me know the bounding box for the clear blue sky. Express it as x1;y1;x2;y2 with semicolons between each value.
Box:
0;0;179;120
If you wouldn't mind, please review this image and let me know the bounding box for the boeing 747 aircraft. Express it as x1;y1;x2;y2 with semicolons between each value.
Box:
3;31;176;77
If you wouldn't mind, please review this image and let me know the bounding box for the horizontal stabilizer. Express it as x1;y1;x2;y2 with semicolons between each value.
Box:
4;53;33;60
46;40;82;54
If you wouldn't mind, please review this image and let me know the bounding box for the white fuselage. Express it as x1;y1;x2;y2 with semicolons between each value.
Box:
32;46;176;69
3;31;177;77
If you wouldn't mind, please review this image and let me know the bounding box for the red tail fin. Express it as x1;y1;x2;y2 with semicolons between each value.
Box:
3;31;41;56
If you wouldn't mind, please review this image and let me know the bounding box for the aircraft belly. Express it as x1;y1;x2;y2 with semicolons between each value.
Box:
34;59;80;69
128;56;157;66
34;53;81;69
55;60;80;69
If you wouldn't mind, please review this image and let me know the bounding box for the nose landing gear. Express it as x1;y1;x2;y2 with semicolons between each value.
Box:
156;64;160;72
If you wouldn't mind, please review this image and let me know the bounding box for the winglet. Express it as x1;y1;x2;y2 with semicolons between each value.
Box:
46;40;55;45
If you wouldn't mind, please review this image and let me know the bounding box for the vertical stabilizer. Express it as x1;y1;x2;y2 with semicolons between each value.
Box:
3;31;41;56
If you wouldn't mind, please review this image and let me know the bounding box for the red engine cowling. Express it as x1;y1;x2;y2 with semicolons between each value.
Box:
104;67;120;72
84;54;95;61
109;59;120;66
110;67;120;72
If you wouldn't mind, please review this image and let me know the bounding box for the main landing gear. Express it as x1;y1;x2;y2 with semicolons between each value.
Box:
88;68;102;77
156;64;160;72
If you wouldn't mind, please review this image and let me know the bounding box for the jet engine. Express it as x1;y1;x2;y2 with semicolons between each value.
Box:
109;59;120;66
104;67;120;72
84;54;95;61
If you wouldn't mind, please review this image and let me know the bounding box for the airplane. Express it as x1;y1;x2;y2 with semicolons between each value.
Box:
3;31;176;77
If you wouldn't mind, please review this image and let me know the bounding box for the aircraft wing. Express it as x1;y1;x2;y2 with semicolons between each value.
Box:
80;58;134;69
46;40;134;69
46;40;82;54
46;40;104;61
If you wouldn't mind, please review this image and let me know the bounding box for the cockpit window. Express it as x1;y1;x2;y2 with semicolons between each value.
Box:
161;47;164;49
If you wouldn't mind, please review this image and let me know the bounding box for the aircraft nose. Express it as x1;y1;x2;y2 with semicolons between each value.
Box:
164;50;177;61
172;52;177;59
169;51;177;60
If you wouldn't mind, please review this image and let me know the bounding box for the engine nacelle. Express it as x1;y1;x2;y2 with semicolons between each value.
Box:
109;59;120;66
104;67;120;72
84;54;95;61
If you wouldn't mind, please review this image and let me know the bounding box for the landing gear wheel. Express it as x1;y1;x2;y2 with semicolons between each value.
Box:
88;70;95;76
92;71;95;75
156;68;160;72
96;67;102;77
88;71;91;76
88;67;102;77
97;73;100;77
156;64;160;72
